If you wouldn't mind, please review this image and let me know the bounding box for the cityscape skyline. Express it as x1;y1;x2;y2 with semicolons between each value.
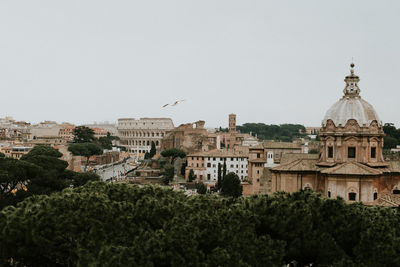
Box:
1;1;399;127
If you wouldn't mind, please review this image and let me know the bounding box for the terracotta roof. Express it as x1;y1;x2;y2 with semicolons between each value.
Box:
321;162;382;175
249;158;266;163
187;149;248;158
280;153;319;165
272;158;320;172
262;140;302;149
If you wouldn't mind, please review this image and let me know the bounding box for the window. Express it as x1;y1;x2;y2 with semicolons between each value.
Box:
393;189;400;194
207;174;211;180
328;147;333;158
213;157;216;161
231;157;234;161
348;147;356;159
373;192;378;200
371;147;376;158
207;163;211;167
348;192;356;201
257;153;260;158
328;191;331;198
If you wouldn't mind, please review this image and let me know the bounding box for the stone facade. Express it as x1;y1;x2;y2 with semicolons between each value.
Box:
118;118;174;159
263;64;400;206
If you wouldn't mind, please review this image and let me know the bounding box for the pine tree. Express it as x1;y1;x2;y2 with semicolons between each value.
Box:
217;163;222;190
149;141;156;158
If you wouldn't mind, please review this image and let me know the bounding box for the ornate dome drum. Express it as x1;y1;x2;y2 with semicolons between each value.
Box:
318;64;386;167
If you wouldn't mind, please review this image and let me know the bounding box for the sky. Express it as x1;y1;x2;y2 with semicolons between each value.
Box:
0;0;399;128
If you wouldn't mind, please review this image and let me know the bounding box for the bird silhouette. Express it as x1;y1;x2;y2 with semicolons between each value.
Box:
162;99;185;107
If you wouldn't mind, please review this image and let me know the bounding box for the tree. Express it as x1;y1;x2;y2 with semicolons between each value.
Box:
73;126;95;143
161;165;175;185
222;159;227;178
217;163;222;189
149;141;156;158
220;172;242;197
161;148;186;163
144;152;151;159
3;183;400;266
384;136;398;149
0;157;41;208
188;169;195;182
196;183;207;194
68;143;103;170
1;145;100;209
0;152;5;158
180;161;187;176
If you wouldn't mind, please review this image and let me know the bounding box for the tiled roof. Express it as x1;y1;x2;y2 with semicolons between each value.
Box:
272;158;320;172
187;149;248;158
280;153;319;165
384;160;400;173
262;141;302;149
321;162;382;175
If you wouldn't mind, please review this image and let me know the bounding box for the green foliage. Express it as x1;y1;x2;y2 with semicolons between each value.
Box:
161;148;186;162
2;185;400;266
73;126;95;143
236;123;306;141
220;172;242;197
196;182;207;194
97;132;119;150
217;163;222;189
383;123;400;149
161;165;175;185
180;161;187;176
0;152;4;158
384;136;398;149
188;169;195;182
0;145;100;209
144;152;151;159
149;141;156;158
68;143;103;168
308;148;319;154
222;159;227;178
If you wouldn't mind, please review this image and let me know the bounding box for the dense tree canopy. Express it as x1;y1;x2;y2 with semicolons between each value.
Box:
1;183;400;266
220;172;242;197
383;123;400;149
73;126;96;143
68;143;103;169
0;145;100;209
161;148;186;162
236;123;306;141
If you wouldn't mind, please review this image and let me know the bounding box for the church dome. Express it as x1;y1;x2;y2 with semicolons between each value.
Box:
322;64;382;128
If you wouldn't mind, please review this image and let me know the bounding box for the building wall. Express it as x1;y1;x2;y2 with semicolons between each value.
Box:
118;118;174;158
186;154;249;184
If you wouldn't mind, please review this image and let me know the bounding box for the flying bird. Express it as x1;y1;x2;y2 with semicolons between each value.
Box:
162;99;185;108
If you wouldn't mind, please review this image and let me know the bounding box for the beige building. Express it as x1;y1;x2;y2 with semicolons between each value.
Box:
118;118;174;159
245;64;400;206
161;114;258;153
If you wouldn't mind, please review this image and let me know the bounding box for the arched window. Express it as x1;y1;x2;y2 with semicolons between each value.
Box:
156;140;159;146
328;191;331;198
373;192;378;200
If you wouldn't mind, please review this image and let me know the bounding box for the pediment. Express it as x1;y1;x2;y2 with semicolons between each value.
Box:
344;119;360;132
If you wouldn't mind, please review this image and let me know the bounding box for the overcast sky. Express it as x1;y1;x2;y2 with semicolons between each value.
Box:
0;1;399;128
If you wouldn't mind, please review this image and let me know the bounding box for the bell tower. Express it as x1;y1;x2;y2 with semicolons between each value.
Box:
229;114;236;133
